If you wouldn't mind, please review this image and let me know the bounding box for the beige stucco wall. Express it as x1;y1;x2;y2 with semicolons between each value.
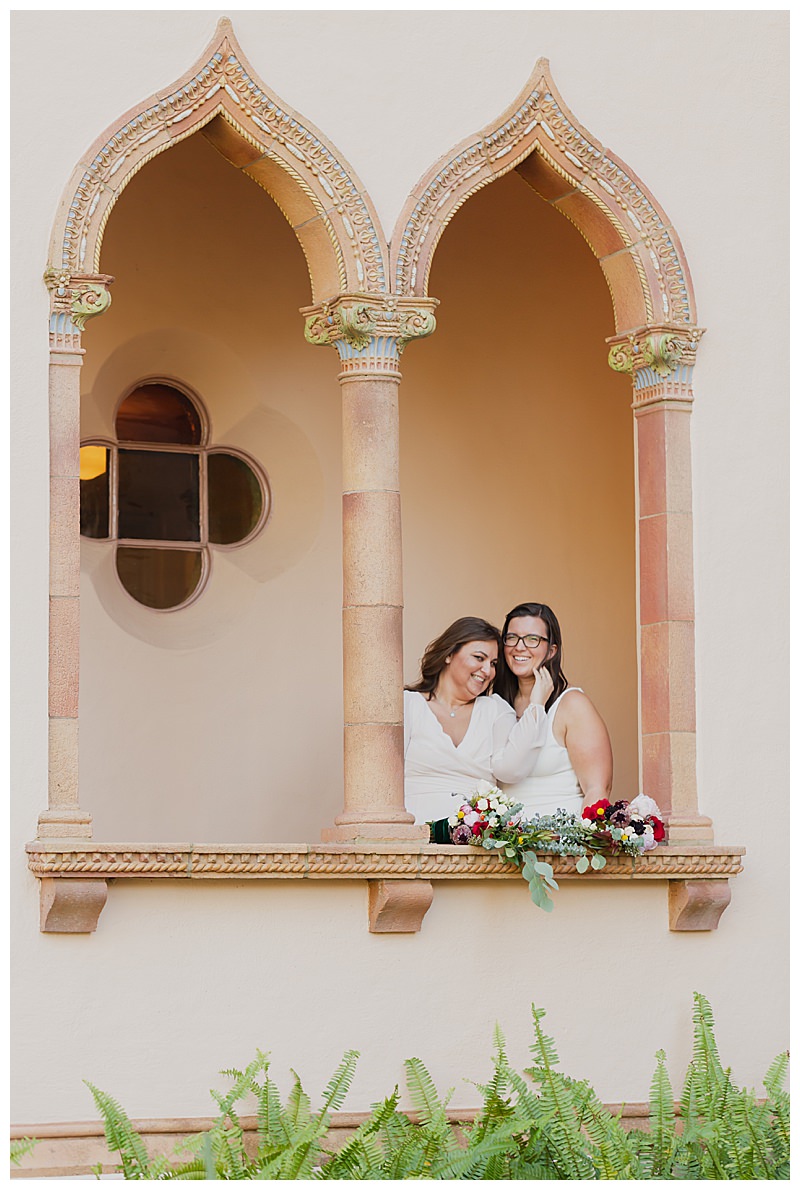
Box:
12;9;787;1127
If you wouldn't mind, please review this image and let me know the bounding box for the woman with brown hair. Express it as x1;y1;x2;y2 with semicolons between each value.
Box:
403;615;553;827
493;601;613;816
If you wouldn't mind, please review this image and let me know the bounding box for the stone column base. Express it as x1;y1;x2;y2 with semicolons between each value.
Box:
322;822;430;843
666;816;715;844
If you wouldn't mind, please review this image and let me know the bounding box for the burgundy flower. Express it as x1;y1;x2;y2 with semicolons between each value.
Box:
450;823;473;845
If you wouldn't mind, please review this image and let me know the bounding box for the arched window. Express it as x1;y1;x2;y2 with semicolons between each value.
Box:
80;380;268;609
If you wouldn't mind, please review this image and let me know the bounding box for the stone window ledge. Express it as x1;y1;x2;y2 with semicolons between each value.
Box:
26;841;744;934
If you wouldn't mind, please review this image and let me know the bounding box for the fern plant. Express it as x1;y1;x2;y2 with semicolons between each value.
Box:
84;992;788;1180
10;1137;38;1168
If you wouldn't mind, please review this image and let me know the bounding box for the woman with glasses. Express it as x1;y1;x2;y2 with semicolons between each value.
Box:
404;616;553;830
493;601;613;817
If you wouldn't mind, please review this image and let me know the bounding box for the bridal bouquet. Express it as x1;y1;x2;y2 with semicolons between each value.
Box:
440;782;665;911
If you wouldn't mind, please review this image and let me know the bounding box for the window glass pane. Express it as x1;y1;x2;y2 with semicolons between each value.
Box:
208;452;265;544
116;547;204;610
79;446;110;538
118;450;200;541
116;383;202;444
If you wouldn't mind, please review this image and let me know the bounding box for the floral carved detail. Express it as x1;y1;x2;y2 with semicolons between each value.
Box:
52;21;386;293
302;295;438;371
392;59;694;329
44;269;114;350
607;325;705;398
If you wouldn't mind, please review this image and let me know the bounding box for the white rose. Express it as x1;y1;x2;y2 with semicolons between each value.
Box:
628;794;662;818
474;779;494;797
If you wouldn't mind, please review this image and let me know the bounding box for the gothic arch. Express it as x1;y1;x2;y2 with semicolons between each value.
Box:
391;58;696;335
391;60;709;842
47;18;388;302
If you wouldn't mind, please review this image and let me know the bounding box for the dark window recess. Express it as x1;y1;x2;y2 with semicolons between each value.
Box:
79;446;110;539
116;547;204;610
208;453;264;544
118;450;200;541
116;383;203;445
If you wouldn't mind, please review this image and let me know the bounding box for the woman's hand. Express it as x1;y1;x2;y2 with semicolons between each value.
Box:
528;664;554;707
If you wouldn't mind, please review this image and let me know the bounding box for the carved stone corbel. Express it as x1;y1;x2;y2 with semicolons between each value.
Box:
40;879;108;933
668;879;731;931
368;880;434;933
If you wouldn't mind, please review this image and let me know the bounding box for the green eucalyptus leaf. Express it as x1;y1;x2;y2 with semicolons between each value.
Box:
591;853;607;870
575;855;590;874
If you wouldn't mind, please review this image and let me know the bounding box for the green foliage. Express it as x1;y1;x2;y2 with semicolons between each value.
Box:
86;993;788;1180
10;1137;38;1167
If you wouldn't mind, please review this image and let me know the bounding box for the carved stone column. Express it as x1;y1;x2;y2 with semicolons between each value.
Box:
39;269;113;840
303;295;437;841
608;326;713;844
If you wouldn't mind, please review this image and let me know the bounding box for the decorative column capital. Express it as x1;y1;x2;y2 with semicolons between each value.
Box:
301;294;438;377
44;268;114;353
607;324;705;408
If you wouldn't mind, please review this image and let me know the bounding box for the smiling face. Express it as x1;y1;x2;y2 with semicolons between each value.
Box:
445;639;499;699
503;614;556;680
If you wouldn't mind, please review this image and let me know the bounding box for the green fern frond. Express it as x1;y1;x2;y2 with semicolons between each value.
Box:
646;1047;677;1177
403;1057;445;1127
320;1049;360;1117
10;1136;38;1167
524;1005;594;1179
284;1070;313;1132
256;1071;289;1152
578;1081;642;1179
84;1081;152;1179
764;1050;789;1098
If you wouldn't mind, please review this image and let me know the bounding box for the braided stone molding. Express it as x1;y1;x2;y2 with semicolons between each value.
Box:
391;58;695;330
49;19;386;297
302;294;438;375
26;842;744;881
44;269;114;351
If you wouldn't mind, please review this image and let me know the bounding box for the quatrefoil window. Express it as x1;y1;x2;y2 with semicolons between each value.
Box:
80;380;268;609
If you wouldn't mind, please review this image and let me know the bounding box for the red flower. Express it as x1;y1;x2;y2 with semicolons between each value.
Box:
583;798;611;822
651;816;665;842
472;822;483;835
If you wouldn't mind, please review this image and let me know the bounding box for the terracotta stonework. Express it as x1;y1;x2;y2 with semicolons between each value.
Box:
39;271;114;843
33;19;738;925
303;294;436;843
48;20;385;303
26;841;743;933
607;325;711;841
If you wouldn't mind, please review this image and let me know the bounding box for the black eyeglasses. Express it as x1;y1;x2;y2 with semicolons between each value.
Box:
503;633;550;649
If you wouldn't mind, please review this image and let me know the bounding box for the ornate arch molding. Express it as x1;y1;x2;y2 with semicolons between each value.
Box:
47;18;388;302
391;58;696;335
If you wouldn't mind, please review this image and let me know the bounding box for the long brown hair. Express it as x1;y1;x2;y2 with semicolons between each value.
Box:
493;602;568;712
405;617;502;699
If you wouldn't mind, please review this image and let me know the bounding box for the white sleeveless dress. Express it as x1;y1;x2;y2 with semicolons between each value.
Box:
499;688;584;817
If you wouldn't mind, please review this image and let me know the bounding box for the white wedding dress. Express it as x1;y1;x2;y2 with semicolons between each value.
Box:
499;688;584;817
403;690;547;825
